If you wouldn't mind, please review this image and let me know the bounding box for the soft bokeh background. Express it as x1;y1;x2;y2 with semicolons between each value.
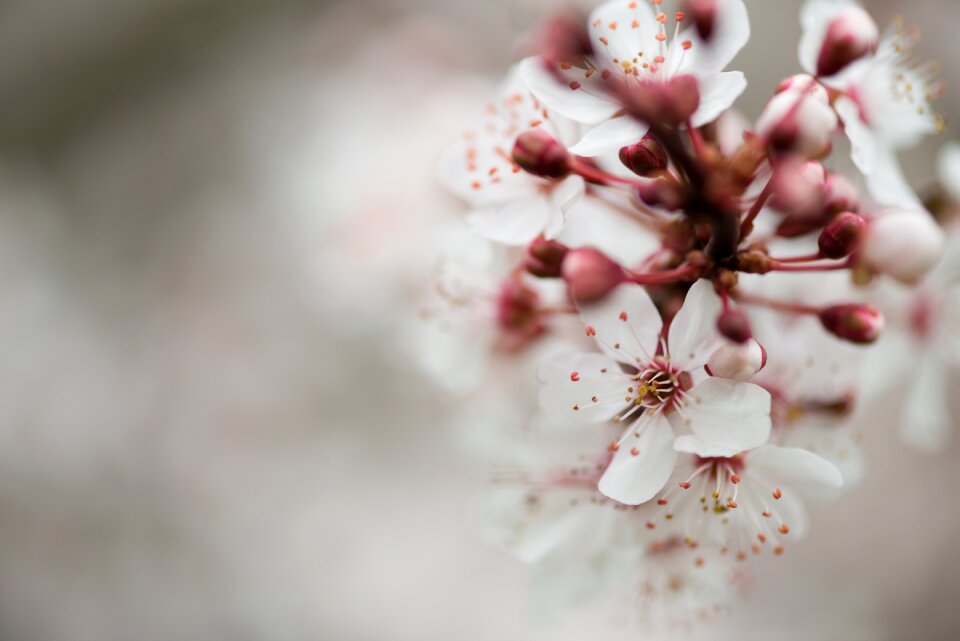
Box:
1;1;959;639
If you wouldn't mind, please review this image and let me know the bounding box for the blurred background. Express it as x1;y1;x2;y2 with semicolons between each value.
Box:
1;0;959;639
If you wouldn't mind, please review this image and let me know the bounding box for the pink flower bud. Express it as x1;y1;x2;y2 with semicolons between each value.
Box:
616;75;700;127
706;339;766;381
684;0;717;40
496;279;547;347
636;177;685;211
770;159;826;218
511;129;570;179
823;172;860;215
525;238;569;278
819;304;884;344
818;212;866;258
861;211;945;283
757;77;837;158
816;7;879;77
619;135;668;177
716;308;752;343
561;248;625;302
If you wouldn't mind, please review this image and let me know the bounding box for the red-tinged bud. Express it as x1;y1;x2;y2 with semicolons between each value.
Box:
684;0;717;40
716;307;752;343
816;7;879;77
525;238;569;277
562;248;625;302
776;213;829;238
823;172;860;215
769;159;826;218
496;279;546;345
511;129;570;179
527;11;593;65
818;212;866;258
637;176;685;210
706;338;766;381
619;135;668;177
616;75;700;127
757;77;837;158
819;304;884;344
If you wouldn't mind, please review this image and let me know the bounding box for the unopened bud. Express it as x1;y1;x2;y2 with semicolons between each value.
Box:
619;135;668;177
861;211;945;283
818;212;865;258
757;77;837;158
736;250;773;275
819;304;884;344
512;129;570;179
561;248;625;302
617;75;700;127
684;0;717;40
770;159;826;218
716;307;752;343
637;176;685;210
816;7;879;77
823;172;860;215
525;238;569;277
496;279;546;343
706;339;766;381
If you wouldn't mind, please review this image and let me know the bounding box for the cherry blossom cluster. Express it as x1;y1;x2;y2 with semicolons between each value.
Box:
429;0;960;625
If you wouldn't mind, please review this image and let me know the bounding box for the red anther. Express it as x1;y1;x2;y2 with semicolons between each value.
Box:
646;521;656;529
757;533;767;543
779;523;790;534
568;80;581;90
774;545;785;555
570;371;580;382
731;474;741;484
657;499;668;505
695;557;704;567
679;481;692;489
619;311;628;321
656;13;666;24
609;20;618;30
772;488;782;500
655;32;667;42
675;11;685;21
762;510;772;518
630;447;640;456
681;40;692;50
609;442;620;452
736;551;747;561
726;500;738;509
585;325;597;337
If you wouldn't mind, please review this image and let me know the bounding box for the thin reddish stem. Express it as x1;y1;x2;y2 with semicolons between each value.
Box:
569;157;647;189
625;263;698;285
733;290;821;315
767;258;851;272
768;252;822;264
740;178;774;237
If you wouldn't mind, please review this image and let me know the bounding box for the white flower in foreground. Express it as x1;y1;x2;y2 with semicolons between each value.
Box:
861;209;944;284
520;0;750;156
800;1;941;207
651;444;843;559
439;70;585;245
539;280;772;505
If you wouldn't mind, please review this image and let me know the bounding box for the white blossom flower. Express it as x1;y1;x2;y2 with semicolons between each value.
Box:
650;443;843;559
519;0;750;156
439;69;586;245
800;1;941;208
539;280;772;505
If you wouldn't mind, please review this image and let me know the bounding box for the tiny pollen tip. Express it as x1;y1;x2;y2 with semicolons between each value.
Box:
762;510;772;518
779;524;790;534
682;40;692;50
773;488;783;500
731;474;740;484
655;32;667;42
675;11;685;21
646;521;656;529
619;311;628;321
609;441;620;452
726;500;738;509
656;13;666;24
570;371;580;382
657;498;668;505
757;533;767;543
630;447;640;456
569;81;581;90
679;481;692;489
585;325;596;336
774;545;785;556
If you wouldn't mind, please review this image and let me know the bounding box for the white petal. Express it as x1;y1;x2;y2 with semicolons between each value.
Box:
835;95;876;175
748;445;844;502
673;435;741;458
467;193;551;245
577;283;663;365
598;412;677;505
682;0;751;74
691;71;747;127
864;148;923;210
544;175;586;238
679;378;771;451
519;57;621;125
588;0;659;71
938;142;960;204
539;352;631;424
667;279;722;370
569;117;649;157
901;352;951;453
438;137;536;206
